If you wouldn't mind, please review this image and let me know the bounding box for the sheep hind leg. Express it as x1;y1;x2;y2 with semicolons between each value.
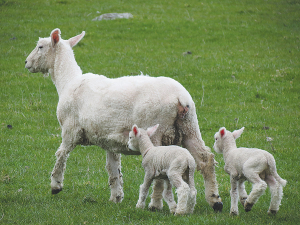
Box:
184;166;197;214
244;175;267;212
163;180;177;214
186;186;197;214
174;182;190;215
148;179;164;211
266;175;283;215
51;142;74;194
169;173;189;215
106;152;124;203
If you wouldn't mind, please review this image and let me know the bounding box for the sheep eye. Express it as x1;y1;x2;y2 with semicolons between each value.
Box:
38;46;43;49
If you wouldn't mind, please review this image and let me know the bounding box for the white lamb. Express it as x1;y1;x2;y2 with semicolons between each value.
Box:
24;28;223;211
128;124;197;215
213;127;287;215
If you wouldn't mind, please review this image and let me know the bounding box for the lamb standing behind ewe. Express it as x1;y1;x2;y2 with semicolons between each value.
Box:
24;28;223;212
128;124;197;215
213;127;287;215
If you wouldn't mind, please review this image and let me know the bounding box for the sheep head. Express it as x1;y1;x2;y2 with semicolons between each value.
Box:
128;124;159;151
25;28;85;75
213;127;244;154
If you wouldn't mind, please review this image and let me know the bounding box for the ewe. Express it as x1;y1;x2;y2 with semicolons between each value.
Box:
213;127;287;215
128;124;197;215
24;28;222;211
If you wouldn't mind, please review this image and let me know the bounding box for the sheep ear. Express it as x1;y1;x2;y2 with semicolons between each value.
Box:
220;128;226;137
232;127;244;139
69;31;85;48
132;125;139;136
147;124;159;137
51;28;61;47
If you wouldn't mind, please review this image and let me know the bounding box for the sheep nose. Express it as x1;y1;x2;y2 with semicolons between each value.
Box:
25;60;27;64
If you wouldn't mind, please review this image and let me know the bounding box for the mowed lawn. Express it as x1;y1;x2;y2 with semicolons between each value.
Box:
1;0;299;224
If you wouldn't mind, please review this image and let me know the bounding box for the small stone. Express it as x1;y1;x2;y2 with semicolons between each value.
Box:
92;13;133;21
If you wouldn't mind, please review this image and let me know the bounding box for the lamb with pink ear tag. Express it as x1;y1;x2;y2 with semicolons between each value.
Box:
213;127;287;215
128;124;197;215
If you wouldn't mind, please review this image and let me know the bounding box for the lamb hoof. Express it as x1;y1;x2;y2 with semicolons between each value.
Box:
136;203;145;209
230;211;239;216
268;210;277;215
174;210;186;216
149;206;160;212
115;195;123;203
213;201;223;212
240;197;247;207
244;202;254;212
109;195;124;203
52;188;62;194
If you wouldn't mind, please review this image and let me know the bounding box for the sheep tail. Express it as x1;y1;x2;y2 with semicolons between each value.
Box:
267;154;287;187
177;100;190;119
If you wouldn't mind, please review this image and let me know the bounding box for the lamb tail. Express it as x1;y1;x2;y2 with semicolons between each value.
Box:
267;154;287;187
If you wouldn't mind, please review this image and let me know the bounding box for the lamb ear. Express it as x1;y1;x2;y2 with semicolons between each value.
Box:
220;128;226;138
232;127;245;139
69;31;85;48
147;124;159;137
132;125;139;136
51;28;61;47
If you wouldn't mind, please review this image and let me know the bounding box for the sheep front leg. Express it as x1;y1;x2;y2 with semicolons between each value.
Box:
51;143;74;194
230;176;239;215
148;179;164;211
184;138;223;212
105;152;124;203
238;178;248;207
148;137;164;211
136;174;153;209
244;174;267;212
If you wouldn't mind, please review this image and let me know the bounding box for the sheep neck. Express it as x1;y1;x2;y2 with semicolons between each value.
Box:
222;136;237;163
51;44;82;97
138;133;154;158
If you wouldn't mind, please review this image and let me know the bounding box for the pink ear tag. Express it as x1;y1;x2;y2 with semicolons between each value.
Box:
52;30;60;44
220;129;225;137
133;127;138;136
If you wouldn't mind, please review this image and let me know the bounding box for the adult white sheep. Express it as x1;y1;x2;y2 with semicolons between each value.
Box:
128;124;197;215
213;127;287;215
24;28;223;211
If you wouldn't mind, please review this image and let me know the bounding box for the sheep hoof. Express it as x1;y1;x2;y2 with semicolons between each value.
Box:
115;195;123;203
244;202;254;212
109;194;124;203
51;188;62;194
213;201;223;212
268;210;277;215
240;197;247;207
149;206;160;212
230;211;239;216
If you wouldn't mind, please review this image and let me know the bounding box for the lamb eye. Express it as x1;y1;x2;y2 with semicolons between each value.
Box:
38;46;43;49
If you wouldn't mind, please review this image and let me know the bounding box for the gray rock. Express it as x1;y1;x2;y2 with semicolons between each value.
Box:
92;13;133;21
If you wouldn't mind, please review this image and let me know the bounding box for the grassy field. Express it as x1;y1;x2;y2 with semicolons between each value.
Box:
1;0;299;224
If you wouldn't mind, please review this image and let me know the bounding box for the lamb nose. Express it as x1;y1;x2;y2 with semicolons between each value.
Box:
25;60;27;64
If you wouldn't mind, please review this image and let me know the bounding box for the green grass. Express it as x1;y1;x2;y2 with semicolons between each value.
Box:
1;0;299;224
